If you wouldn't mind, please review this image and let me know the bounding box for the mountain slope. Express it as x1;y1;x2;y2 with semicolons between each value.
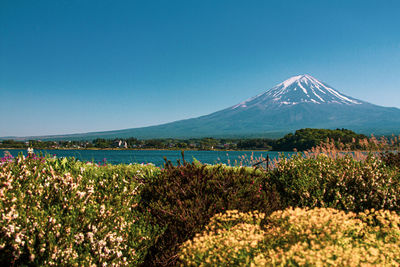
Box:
193;74;400;134
232;74;363;109
5;75;400;140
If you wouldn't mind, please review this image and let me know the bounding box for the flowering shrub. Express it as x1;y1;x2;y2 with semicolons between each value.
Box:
179;210;266;266
256;207;400;266
0;154;161;266
0;151;14;164
269;154;400;211
179;207;400;266
139;160;281;266
1;150;399;266
381;151;400;169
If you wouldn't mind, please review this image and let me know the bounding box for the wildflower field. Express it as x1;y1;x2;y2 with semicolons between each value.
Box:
1;140;399;266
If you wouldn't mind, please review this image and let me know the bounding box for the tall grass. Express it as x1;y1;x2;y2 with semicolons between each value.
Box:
304;134;400;160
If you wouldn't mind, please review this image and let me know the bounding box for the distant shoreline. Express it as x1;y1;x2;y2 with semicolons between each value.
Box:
0;148;389;154
0;147;274;152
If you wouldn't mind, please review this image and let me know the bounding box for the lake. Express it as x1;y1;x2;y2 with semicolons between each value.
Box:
0;149;294;167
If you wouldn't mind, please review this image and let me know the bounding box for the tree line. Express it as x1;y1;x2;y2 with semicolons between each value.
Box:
0;128;370;151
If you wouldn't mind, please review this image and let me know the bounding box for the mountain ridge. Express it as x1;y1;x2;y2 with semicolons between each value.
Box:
3;75;400;140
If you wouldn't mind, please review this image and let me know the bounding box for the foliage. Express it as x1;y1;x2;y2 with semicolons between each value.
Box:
5;128;393;151
179;210;266;266
0;154;161;266
273;128;367;151
0;140;26;149
269;154;400;211
139;159;281;266
1;143;400;266
179;207;400;266
236;138;273;150
381;151;400;169
307;134;400;157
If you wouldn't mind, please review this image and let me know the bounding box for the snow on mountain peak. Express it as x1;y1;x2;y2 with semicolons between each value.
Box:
280;75;303;89
270;74;362;106
232;74;362;110
279;74;324;89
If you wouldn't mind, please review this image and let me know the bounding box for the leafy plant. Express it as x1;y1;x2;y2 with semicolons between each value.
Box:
380;151;400;169
0;154;161;266
139;158;281;266
179;207;400;266
269;154;400;211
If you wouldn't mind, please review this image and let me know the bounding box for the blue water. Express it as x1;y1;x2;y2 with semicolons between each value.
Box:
0;149;293;167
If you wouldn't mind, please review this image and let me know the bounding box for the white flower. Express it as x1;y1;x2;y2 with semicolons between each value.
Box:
74;233;85;244
77;191;86;199
15;234;22;244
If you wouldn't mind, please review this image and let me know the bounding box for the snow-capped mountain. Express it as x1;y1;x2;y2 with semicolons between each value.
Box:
232;74;362;109
8;75;400;140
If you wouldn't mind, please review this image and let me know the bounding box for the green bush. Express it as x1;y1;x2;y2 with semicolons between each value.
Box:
139;160;281;266
381;151;400;169
269;154;400;211
0;154;161;266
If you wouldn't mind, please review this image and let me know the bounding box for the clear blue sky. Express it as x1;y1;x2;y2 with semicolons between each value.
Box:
1;0;400;137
